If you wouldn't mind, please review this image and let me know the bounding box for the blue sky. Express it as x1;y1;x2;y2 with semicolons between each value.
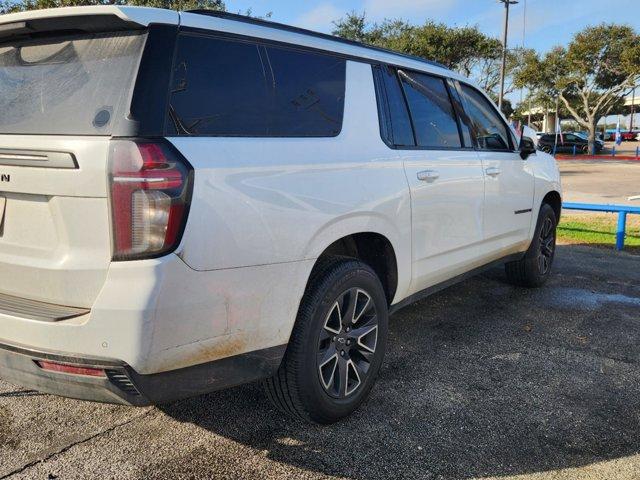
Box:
228;0;640;55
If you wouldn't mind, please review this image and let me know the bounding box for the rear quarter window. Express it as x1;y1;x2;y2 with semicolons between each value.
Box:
166;34;346;137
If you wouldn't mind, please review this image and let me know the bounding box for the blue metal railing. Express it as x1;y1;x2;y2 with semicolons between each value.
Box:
562;202;640;250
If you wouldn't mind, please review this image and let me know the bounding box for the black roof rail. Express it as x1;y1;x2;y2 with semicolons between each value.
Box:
184;9;449;71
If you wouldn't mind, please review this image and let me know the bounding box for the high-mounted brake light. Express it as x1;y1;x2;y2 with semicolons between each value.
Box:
108;140;193;261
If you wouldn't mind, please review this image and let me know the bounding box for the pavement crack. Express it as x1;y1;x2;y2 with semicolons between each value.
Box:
0;409;154;479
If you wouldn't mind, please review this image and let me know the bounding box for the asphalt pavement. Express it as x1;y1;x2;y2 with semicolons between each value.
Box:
1;244;640;479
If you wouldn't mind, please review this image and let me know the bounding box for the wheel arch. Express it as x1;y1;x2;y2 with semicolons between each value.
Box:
310;232;399;306
542;190;562;221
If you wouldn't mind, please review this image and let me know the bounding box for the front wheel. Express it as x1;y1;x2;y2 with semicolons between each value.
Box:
263;257;388;424
505;203;557;287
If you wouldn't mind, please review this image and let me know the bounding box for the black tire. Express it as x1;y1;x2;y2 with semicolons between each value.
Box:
263;257;388;424
505;203;557;288
541;145;552;154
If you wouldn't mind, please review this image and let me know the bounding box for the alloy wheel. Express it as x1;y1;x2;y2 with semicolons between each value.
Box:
317;288;378;398
538;216;555;275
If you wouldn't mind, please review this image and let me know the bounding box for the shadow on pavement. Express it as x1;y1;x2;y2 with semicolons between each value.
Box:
158;245;640;479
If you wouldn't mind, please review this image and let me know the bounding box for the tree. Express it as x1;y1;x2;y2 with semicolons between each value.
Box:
0;0;225;14
516;24;640;152
333;12;530;114
476;46;536;99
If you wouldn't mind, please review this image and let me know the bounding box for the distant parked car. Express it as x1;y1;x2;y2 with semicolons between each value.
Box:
538;133;602;154
575;131;604;142
572;132;604;150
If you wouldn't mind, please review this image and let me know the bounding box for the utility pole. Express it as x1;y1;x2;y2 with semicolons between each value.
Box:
519;0;526;106
498;0;518;113
631;87;636;131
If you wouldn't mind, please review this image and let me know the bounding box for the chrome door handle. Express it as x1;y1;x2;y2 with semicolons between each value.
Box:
417;170;439;182
485;167;502;177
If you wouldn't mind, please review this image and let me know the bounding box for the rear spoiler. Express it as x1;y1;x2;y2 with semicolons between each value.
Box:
0;6;178;42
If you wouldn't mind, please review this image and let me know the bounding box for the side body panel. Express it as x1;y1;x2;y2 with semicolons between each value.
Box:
479;150;536;255
403;151;486;294
172;60;413;303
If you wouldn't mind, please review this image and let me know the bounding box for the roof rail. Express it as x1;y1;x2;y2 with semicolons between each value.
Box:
184;9;448;71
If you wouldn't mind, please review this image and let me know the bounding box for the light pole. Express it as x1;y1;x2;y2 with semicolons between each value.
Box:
498;0;518;113
631;87;636;131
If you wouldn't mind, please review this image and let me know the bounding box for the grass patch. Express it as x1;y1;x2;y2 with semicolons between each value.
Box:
558;214;640;253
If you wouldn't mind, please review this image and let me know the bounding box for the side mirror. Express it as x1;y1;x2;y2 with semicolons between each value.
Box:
519;136;537;160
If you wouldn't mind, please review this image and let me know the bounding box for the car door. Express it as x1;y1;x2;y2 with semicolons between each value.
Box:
455;82;535;253
374;66;485;292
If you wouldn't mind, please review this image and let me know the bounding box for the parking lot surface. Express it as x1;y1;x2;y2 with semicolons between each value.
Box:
1;244;640;480
558;158;640;205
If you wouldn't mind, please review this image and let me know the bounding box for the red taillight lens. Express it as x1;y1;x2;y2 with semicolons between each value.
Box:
35;360;106;378
109;140;193;261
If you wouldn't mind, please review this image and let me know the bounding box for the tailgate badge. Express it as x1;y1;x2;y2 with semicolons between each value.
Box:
0;174;9;182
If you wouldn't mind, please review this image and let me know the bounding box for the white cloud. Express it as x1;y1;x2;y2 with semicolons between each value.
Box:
295;3;345;32
363;0;458;21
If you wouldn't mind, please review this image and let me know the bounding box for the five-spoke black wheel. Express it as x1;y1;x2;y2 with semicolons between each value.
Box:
264;257;388;424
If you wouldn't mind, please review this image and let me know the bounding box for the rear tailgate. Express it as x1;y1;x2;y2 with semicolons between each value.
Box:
0;136;111;308
0;8;175;310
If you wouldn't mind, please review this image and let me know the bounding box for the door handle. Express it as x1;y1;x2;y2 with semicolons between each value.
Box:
485;167;502;177
417;170;439;182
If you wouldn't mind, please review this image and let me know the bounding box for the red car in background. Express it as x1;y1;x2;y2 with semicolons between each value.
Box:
605;130;639;141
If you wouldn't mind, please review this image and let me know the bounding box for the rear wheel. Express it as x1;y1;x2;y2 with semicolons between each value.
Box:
264;257;388;424
541;145;552;154
505;203;557;288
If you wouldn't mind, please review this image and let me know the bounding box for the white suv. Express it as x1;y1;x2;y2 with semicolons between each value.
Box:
0;6;561;423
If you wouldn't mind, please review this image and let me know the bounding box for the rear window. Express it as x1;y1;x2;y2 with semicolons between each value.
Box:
166;34;346;137
0;31;145;135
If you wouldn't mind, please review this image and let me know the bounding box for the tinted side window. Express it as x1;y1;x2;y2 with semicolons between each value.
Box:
399;70;462;148
373;65;415;147
167;34;346;137
458;84;512;151
264;46;345;136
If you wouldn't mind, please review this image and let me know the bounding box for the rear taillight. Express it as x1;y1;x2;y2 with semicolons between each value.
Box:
108;140;193;261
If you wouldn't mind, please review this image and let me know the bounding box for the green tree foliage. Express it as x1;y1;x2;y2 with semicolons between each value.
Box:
0;0;225;14
333;12;502;73
515;24;640;151
332;12;530;115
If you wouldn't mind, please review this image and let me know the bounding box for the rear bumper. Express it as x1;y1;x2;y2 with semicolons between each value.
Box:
0;254;312;375
0;341;285;406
